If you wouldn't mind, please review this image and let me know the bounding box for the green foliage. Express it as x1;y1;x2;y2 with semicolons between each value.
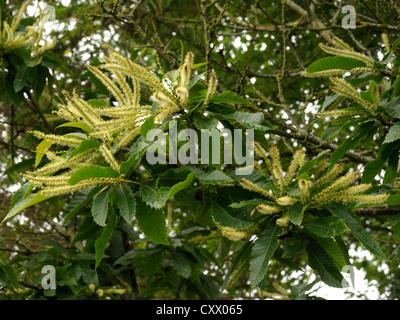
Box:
1;0;400;301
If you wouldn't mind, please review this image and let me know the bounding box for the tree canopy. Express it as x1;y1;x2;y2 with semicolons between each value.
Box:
1;0;400;300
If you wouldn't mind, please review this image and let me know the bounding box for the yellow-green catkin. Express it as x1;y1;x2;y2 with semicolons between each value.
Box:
256;204;282;215
218;225;247;241
239;178;276;200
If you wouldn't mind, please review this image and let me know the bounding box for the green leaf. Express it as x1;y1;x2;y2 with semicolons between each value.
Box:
188;72;206;89
305;215;348;238
329;122;376;169
216;111;271;130
393;223;400;239
282;233;309;259
121;140;148;174
298;150;330;176
155;173;195;208
321;126;343;141
171;252;192;278
361;143;395;183
0;259;20;288
5;158;35;175
140;116;155;138
384;97;400;119
383;122;400;144
221;241;252;291
9;182;31;209
139;180;159;208
311;235;347;269
249;219;281;288
188;167;234;185
94;213;118;269
91;187;111;226
210;199;254;230
306;238;344;288
193;112;219;129
211;91;251;106
135;198;169;245
2;192;53;223
288;201;304;226
306;56;366;73
68;165;120;185
67;139;101;161
56;121;93;133
62;187;102;228
13;64;29;93
35;140;53;168
115;183;136;224
326;203;386;259
382;213;400;227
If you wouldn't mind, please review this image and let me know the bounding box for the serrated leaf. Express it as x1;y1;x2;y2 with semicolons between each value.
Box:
306;238;344;288
311;235;347;269
171;252;192;278
189;167;234;185
9;182;31;209
321;126;343;141
155;173;195;208
282;233;309;259
2;192;53;224
210;200;253;230
306;56;366;73
135;198;169;245
35;140;53;168
211;91;250;106
68;165;120;185
115;183;136;224
188;72;206;89
383;122;400;144
393;222;400;239
249;219;281;288
305;215;348;238
91;187;111;226
382;213;400;227
68;139;101;161
140;116;154;138
0;259;20;288
288;201;304;226
193;112;219;129
121;140;148;174
56;121;93;133
94;213;118;269
13;64;29;93
221;241;252;291
326;203;386;259
329;122;376;169
139;180;158;208
62;187;102;228
217;111;271;130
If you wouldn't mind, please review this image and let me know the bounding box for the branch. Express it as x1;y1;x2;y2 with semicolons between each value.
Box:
353;207;400;216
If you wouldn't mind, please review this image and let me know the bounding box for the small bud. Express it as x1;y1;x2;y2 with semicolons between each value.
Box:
276;196;296;206
96;289;104;297
276;213;290;227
